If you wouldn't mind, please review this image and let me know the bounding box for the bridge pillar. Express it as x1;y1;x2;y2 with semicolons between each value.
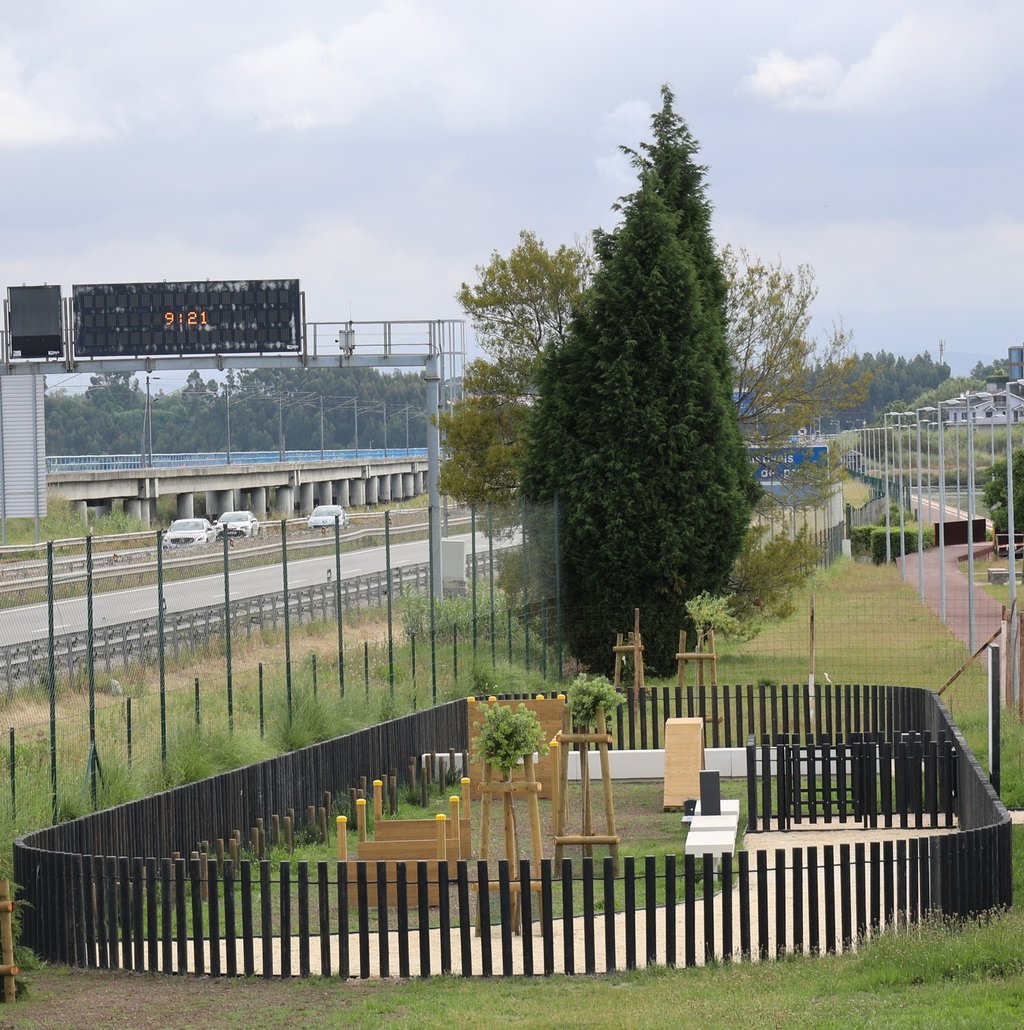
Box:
299;482;315;514
72;500;88;525
176;493;195;519
275;485;293;516
379;475;393;504
336;479;350;507
251;486;268;518
313;481;331;506
403;472;415;499
349;478;366;507
390;473;404;502
124;498;142;522
365;477;379;506
414;470;425;495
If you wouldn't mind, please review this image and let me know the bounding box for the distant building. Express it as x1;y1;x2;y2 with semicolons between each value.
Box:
1009;344;1024;383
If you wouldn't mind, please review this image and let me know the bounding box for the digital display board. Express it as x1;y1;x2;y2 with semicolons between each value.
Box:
72;279;301;357
7;285;63;358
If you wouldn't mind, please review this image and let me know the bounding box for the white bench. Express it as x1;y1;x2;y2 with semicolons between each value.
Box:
684;828;736;870
694;799;740;818
688;814;737;832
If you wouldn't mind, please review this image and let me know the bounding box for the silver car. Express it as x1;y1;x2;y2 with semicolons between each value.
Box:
216;511;262;538
164;518;217;548
307;504;349;530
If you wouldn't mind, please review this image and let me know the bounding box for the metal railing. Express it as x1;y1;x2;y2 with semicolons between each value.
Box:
46;449;428;473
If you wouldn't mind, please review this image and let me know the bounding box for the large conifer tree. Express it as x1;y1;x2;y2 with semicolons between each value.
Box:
523;87;756;672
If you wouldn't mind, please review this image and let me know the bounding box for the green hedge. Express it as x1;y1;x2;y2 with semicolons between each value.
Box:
869;525;922;564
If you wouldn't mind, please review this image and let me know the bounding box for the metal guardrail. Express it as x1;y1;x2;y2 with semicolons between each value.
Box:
0;549;509;694
1;564;430;694
0;510;455;598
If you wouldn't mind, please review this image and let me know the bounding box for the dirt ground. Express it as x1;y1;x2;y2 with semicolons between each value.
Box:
7;966;390;1030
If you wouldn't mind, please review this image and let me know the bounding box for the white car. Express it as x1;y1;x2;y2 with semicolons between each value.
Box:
164;518;217;548
216;510;261;539
307;504;349;530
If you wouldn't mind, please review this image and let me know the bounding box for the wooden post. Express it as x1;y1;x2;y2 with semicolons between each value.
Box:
436;814;447;860
373;779;384;822
461;776;472;823
0;880;17;1002
522;753;544;875
549;739;561;836
336;816;348;861
449;795;461;853
356;798;367;843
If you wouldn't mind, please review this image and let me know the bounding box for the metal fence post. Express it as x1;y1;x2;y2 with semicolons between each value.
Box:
282;520;293;723
223;531;233;734
47;541;57;825
86;534;98;807
385;510;395;696
335;514;345;697
429;505;438;706
156;531;167;768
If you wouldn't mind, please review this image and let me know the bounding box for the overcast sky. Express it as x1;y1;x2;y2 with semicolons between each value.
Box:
2;0;1020;394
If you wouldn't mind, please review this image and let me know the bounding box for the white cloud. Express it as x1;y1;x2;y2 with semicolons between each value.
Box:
742;51;844;111
743;2;1020;114
206;1;514;132
0;47;113;147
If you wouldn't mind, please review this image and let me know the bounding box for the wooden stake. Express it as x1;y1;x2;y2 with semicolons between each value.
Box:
336;816;348;861
0;880;16;1002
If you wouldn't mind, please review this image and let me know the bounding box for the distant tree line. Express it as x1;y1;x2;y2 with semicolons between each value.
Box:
44;368;430;456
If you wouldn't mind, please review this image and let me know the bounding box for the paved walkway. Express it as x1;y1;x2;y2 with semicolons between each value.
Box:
898;498;1004;653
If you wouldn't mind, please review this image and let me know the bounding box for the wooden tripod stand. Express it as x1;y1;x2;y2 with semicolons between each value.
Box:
552;709;620;873
476;753;544;934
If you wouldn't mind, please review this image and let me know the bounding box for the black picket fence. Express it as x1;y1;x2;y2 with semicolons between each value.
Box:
607;680;934;751
13;682;1011;977
19;837;1010;979
746;733;962;834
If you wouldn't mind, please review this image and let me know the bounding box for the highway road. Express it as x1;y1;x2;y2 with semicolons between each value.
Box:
0;530;504;648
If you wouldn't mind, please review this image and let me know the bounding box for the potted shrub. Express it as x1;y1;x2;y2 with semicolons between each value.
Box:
568;674;623;731
475;703;548;779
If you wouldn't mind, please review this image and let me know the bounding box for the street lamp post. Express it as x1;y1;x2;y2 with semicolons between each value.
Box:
883;413;893;564
964;390;993;652
1006;380;1021;708
225;380;232;465
889;411;914;578
144;374;160;468
937;402;949;623
915;406;937;601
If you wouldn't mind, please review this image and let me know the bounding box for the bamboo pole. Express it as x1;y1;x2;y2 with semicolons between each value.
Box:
0;880;17;1002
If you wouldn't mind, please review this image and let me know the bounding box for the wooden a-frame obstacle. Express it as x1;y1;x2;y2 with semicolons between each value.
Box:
552;708;620;873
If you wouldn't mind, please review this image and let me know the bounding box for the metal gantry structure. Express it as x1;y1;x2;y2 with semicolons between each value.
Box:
0;302;466;598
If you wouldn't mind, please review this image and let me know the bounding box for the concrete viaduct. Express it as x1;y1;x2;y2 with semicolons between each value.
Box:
47;455;427;527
